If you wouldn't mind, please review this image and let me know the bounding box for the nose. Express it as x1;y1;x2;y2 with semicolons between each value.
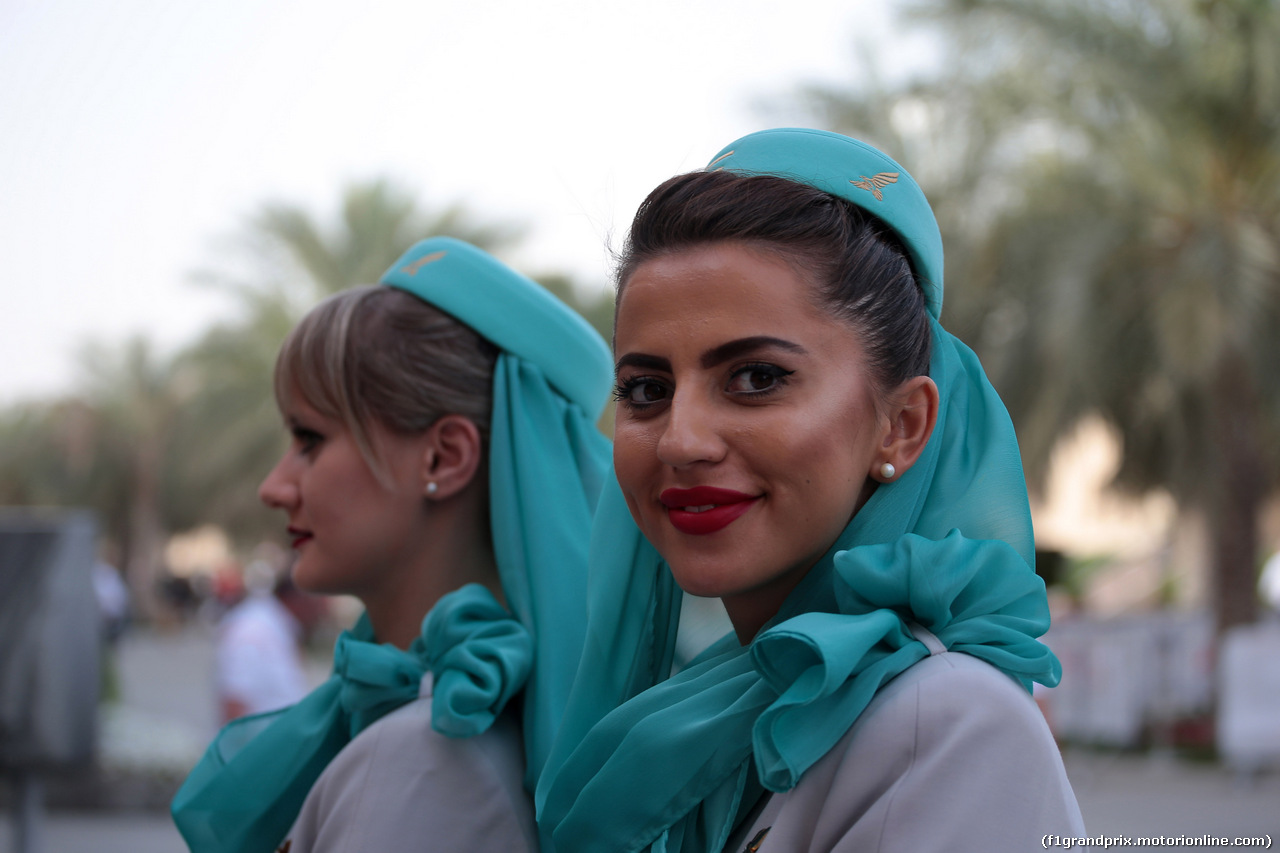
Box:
656;391;726;469
258;455;298;511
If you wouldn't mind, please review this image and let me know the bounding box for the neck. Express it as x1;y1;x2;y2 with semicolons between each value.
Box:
722;553;826;645
360;489;500;650
722;592;788;646
725;495;873;644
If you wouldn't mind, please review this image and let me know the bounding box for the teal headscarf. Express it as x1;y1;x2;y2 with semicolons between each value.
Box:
172;237;612;853
536;130;1060;853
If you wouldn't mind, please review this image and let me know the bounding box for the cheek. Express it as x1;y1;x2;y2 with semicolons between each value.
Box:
776;394;877;495
307;458;375;523
612;418;665;530
612;419;660;486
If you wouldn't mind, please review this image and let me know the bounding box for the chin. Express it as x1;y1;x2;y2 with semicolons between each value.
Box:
665;555;749;600
289;560;346;597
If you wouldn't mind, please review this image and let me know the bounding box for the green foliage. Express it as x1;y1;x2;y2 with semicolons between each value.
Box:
535;273;615;344
239;179;525;301
0;399;108;510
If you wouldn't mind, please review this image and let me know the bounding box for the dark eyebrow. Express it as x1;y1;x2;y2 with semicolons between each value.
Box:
615;353;672;373
701;336;807;369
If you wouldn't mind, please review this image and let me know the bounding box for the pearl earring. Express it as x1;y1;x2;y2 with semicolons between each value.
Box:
426;481;439;495
879;462;896;480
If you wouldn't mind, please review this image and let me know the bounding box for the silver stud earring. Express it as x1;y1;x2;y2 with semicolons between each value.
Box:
879;462;896;480
426;481;439;495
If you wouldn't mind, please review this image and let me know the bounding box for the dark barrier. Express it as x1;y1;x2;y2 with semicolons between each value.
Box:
0;509;100;853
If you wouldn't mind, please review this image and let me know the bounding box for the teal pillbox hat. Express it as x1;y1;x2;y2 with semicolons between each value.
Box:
381;236;613;417
707;128;945;319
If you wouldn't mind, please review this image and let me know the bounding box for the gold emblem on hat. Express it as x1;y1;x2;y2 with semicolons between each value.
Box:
707;150;735;170
401;250;447;275
850;172;899;201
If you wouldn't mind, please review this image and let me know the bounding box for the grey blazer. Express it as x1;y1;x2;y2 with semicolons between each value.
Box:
727;634;1085;852
282;673;537;853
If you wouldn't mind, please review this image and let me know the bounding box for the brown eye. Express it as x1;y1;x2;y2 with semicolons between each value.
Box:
726;364;792;395
630;381;668;403
744;370;776;391
614;376;671;408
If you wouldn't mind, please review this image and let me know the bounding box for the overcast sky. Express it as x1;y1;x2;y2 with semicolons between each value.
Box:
0;0;915;404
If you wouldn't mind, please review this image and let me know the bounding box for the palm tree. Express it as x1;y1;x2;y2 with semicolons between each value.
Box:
0;337;192;618
220;178;524;303
806;0;1280;632
76;337;189;619
0;180;606;596
164;293;297;544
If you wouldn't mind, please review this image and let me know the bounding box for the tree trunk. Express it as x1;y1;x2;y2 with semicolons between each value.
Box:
125;440;167;623
1208;357;1264;634
1208;462;1261;633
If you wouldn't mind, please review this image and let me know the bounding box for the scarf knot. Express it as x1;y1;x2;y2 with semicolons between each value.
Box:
421;584;534;737
749;530;1054;792
330;585;535;740
333;630;425;735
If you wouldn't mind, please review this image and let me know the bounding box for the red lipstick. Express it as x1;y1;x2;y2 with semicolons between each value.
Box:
659;487;759;535
287;526;312;550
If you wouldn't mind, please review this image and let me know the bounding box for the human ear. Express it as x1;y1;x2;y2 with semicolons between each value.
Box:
421;414;484;500
874;375;939;482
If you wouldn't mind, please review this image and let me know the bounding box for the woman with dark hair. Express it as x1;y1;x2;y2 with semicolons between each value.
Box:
537;129;1084;851
172;237;611;852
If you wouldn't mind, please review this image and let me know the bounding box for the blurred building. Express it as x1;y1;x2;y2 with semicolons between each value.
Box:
1030;419;1280;766
1030;416;1280;613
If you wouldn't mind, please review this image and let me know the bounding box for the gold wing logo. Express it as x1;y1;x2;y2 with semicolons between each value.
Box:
401;250;447;276
706;150;735;171
850;172;899;201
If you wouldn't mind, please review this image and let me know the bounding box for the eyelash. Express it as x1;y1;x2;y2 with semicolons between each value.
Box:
613;363;795;411
292;426;324;455
612;375;668;407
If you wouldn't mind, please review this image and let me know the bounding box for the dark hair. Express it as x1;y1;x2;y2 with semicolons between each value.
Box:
616;170;931;399
275;285;499;483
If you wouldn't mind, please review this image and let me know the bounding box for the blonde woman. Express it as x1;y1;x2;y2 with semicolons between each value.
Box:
174;237;610;852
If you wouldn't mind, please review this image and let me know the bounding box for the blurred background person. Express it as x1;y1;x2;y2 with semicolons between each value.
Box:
92;544;130;704
214;558;310;723
92;545;130;644
1259;546;1280;616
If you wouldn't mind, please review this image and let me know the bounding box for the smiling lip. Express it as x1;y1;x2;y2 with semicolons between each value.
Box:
287;527;312;550
660;487;760;535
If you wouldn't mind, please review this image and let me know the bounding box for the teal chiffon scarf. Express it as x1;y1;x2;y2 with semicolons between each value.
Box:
537;319;1060;853
171;238;611;853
